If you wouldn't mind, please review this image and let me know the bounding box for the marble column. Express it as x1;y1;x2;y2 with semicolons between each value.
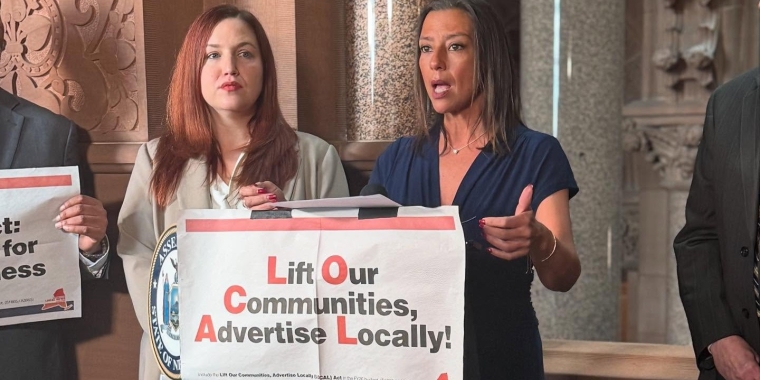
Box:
521;0;625;341
344;0;423;140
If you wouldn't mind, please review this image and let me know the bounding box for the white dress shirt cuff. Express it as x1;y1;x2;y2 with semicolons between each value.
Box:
78;235;110;278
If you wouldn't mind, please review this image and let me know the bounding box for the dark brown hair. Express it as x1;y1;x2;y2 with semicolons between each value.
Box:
414;0;522;155
151;5;297;207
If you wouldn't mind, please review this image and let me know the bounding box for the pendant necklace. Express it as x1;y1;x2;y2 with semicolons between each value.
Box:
449;130;487;154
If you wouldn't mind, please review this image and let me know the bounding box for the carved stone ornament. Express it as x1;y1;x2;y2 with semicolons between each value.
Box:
621;200;639;271
652;0;717;90
652;48;681;71
685;11;717;87
623;119;702;189
622;118;647;152
0;0;140;137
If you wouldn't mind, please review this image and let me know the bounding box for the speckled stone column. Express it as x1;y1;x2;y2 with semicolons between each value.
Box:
522;0;625;341
345;0;423;140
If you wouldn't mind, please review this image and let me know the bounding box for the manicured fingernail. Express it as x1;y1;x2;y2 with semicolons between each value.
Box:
59;204;65;211
257;188;267;194
268;194;277;201
54;222;62;229
487;248;493;254
53;215;60;222
478;219;485;228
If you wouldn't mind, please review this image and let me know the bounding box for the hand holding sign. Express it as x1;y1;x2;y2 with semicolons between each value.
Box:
480;184;549;261
55;195;107;254
0;166;81;326
238;181;285;210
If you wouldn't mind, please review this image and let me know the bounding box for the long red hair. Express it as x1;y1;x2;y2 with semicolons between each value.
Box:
151;5;298;207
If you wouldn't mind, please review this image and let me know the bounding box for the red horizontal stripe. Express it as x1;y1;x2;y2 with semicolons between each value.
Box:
185;216;456;232
0;175;72;190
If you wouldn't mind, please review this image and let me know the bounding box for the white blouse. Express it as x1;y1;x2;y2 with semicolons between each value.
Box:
209;152;247;209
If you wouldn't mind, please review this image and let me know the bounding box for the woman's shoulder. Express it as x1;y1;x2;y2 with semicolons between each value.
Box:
393;135;418;148
140;136;206;165
295;130;329;146
510;125;566;158
514;125;558;147
295;131;335;157
130;137;161;167
144;137;161;158
125;138;162;175
369;136;420;186
379;135;418;159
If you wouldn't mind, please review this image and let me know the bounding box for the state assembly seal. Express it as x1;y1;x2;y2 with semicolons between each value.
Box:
148;225;181;379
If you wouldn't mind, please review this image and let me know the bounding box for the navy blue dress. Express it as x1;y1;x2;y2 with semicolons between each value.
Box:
369;124;578;379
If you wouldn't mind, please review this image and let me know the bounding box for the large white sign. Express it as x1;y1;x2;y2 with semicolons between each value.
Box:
177;207;465;380
0;167;81;326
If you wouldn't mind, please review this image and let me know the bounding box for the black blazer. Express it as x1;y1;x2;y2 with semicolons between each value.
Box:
675;67;760;380
0;88;82;380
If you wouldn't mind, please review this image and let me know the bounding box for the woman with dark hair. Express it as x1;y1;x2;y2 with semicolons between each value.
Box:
369;0;581;378
118;5;348;379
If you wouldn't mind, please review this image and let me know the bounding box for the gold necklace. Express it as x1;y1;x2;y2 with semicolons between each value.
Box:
449;130;487;154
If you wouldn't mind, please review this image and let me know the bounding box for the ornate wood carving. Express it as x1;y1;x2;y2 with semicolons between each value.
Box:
0;0;144;141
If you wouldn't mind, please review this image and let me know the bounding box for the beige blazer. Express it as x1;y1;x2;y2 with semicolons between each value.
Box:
117;131;349;380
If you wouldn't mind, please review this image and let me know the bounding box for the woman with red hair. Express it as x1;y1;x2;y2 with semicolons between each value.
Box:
117;5;348;379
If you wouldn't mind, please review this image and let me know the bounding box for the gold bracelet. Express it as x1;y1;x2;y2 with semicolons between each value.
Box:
540;233;558;263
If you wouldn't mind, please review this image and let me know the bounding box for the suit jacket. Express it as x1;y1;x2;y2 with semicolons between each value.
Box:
0;88;81;380
674;67;760;380
118;131;349;380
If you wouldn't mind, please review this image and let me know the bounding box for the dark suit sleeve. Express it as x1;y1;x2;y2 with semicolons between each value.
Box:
674;93;739;368
63;121;79;167
63;121;95;197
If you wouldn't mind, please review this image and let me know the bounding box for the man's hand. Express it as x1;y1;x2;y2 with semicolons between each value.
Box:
55;195;107;254
712;335;760;380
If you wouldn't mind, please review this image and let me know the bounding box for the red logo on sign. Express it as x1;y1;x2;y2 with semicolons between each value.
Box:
41;288;71;311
